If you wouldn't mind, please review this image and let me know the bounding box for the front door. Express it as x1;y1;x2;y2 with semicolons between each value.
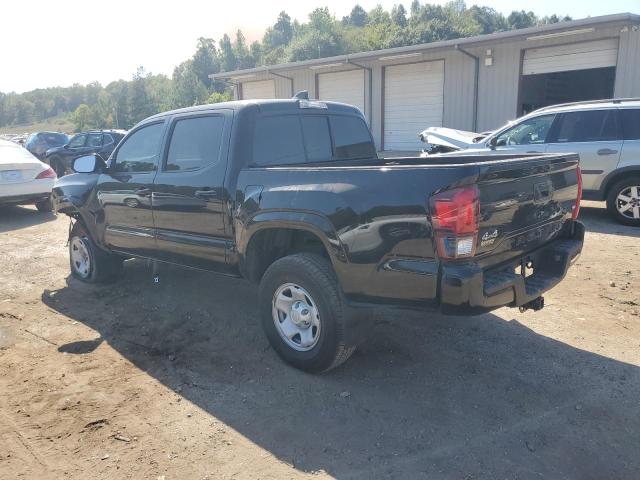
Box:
152;111;232;271
490;113;556;154
95;121;166;257
545;109;622;192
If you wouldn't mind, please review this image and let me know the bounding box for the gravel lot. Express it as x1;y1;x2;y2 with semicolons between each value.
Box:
0;202;639;479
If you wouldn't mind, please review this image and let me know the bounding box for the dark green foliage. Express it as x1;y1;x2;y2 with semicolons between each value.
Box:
0;1;571;131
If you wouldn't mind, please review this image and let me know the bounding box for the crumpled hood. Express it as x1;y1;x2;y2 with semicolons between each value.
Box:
418;127;485;150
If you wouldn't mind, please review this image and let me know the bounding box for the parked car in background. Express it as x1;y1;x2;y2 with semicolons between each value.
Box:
53;95;583;372
0;139;57;211
25;131;69;160
45;129;126;177
420;99;640;226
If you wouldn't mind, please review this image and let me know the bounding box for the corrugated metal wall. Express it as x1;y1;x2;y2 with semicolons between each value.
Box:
236;22;639;149
615;27;640;97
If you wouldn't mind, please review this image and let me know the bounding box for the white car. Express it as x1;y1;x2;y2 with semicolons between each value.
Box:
0;139;57;211
420;99;640;226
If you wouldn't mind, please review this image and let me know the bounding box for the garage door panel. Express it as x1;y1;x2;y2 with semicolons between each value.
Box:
241;80;276;99
384;61;444;151
523;39;618;75
318;70;365;114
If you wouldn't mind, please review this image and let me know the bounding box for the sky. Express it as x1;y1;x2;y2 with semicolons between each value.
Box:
1;0;638;93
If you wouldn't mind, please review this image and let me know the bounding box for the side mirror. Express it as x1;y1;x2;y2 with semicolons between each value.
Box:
63;144;69;149
73;154;105;174
488;137;498;149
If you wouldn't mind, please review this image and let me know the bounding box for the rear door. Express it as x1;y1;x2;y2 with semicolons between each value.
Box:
95;121;166;257
152;110;232;271
545;109;622;191
619;108;640;172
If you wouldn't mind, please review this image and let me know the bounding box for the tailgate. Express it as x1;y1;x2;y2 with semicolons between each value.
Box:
475;153;580;267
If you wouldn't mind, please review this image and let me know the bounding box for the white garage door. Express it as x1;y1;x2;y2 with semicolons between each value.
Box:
523;39;618;75
318;70;366;115
384;60;444;151
241;80;276;99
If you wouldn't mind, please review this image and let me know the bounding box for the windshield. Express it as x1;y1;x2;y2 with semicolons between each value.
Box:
43;133;68;145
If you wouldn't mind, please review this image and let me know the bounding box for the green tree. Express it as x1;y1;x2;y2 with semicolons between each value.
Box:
219;34;237;72
507;10;538;29
346;5;368;27
192;37;219;88
72;104;91;131
391;4;407;27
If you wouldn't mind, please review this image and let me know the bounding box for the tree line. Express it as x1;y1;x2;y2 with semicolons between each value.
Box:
0;1;570;132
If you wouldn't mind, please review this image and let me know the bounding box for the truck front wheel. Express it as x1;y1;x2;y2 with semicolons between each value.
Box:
259;253;356;373
69;222;123;283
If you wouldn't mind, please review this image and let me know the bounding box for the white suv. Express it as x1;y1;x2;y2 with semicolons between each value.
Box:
422;99;640;226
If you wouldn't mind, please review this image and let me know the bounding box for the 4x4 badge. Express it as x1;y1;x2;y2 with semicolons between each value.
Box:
481;229;499;247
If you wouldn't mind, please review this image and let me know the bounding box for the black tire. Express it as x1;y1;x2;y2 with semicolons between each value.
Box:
606;176;640;226
259;253;356;373
35;196;53;212
69;222;123;283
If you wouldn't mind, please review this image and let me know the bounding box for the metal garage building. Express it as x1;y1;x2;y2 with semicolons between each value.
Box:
210;13;640;152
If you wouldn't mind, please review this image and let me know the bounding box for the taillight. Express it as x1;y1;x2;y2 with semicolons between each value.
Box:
36;167;56;179
429;185;480;259
572;166;582;220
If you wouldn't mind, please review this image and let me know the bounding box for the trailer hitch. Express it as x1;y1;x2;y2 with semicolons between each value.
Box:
519;296;544;313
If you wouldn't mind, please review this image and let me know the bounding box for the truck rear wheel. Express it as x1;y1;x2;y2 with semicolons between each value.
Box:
69;222;123;283
606;176;640;226
259;253;356;373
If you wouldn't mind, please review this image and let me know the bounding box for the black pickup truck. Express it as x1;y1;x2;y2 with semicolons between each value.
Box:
52;95;584;372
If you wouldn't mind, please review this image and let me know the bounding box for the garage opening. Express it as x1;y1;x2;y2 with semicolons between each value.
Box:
520;67;616;114
520;38;618;114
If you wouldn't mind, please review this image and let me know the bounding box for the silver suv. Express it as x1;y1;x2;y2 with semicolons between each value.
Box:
422;99;640;226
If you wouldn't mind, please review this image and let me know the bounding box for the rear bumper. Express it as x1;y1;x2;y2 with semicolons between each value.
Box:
439;221;585;315
0;179;54;205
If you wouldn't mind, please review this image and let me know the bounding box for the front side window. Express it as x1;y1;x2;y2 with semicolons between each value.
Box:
87;133;103;148
68;134;87;148
330;116;376;160
166;116;225;171
494;115;555;146
112;123;164;173
552;110;620;143
620;109;640;140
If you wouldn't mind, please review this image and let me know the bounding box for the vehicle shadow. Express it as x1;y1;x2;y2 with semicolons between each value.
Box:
42;260;640;479
579;202;640;238
0;205;56;233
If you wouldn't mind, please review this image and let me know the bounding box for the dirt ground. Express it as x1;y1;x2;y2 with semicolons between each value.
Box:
0;202;639;480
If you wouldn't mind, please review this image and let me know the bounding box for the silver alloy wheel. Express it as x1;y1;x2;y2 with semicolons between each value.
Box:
272;283;321;352
70;236;91;278
616;185;640;220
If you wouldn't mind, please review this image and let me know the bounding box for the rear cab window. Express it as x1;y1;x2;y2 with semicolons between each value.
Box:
252;113;374;167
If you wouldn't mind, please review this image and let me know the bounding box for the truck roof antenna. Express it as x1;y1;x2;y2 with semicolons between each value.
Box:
293;90;309;100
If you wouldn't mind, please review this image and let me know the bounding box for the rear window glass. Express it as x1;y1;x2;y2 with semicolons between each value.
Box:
330;116;376;160
166;116;225;171
253;116;305;166
553;110;620;143
252;114;373;167
620;109;640;140
301;116;332;162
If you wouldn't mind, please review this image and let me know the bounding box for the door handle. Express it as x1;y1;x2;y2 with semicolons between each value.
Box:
597;148;618;156
195;189;217;199
527;151;542;154
135;188;152;197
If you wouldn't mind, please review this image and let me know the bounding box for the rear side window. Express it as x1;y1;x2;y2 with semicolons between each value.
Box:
253;116;306;166
330;116;376;159
620;109;640;140
552;110;620;143
166;116;225;171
